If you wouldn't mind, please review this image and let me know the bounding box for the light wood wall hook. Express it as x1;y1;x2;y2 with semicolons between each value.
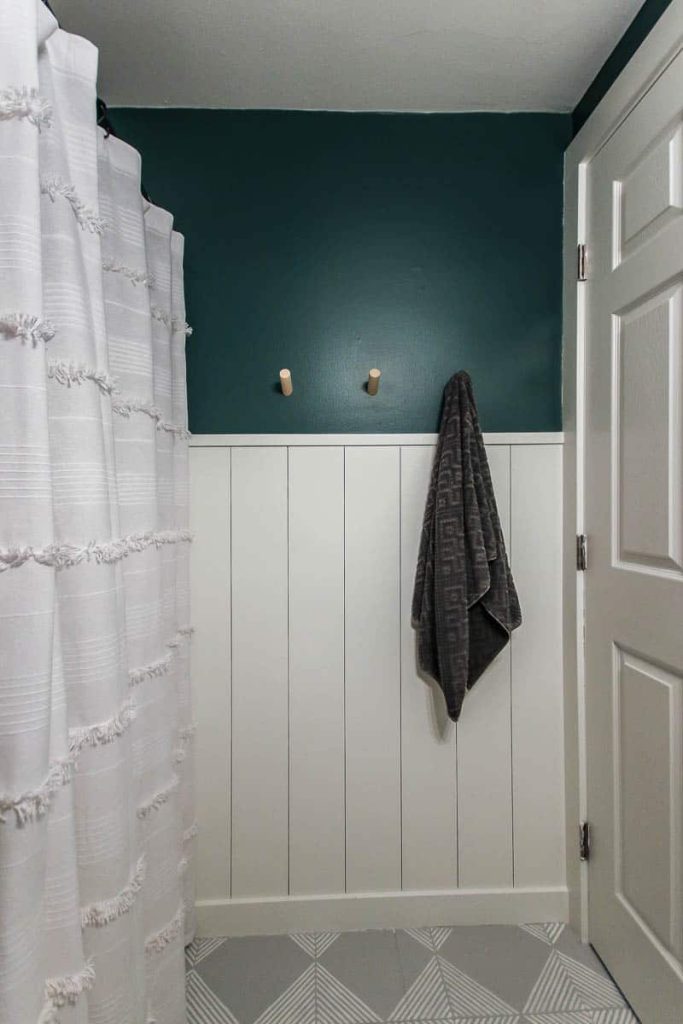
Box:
367;368;381;396
280;368;293;396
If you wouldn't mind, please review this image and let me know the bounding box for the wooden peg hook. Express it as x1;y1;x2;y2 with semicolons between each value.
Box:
367;368;381;396
280;368;293;396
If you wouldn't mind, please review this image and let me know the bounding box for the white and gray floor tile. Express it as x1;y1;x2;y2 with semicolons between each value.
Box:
185;923;639;1024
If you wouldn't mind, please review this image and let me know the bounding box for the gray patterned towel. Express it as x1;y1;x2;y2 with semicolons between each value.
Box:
412;371;521;721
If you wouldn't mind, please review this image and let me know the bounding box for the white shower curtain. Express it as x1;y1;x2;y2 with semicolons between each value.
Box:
0;4;194;1022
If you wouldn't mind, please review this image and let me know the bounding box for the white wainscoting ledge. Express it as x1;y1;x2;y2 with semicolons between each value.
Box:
190;432;564;447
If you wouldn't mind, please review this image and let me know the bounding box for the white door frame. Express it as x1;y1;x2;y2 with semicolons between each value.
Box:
563;0;683;942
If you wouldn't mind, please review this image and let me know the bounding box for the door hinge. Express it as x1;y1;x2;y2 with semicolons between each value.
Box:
576;534;588;571
578;243;587;281
580;821;591;862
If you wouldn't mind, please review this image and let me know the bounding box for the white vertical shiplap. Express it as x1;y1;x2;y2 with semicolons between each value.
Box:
189;447;232;900
230;447;289;897
457;445;514;889
344;447;402;892
511;444;566;886
400;445;459;891
190;434;566;927
288;447;345;895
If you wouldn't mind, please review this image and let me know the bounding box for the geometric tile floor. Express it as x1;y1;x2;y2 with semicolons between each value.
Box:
186;923;640;1023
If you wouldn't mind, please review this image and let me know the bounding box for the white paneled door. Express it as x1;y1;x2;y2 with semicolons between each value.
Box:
585;50;683;1023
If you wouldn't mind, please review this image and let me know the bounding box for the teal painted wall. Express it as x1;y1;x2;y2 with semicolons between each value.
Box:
112;110;570;434
573;0;674;134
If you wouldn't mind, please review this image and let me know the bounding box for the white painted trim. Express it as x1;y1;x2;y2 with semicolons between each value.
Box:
568;0;683;164
190;432;564;448
563;0;683;945
563;155;589;943
195;887;569;937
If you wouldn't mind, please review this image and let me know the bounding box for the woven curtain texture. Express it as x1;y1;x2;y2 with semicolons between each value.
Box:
0;4;194;1022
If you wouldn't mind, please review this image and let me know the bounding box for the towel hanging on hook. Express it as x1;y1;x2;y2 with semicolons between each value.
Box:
412;371;521;722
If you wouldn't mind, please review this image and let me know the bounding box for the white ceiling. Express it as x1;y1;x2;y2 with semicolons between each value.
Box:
54;0;643;112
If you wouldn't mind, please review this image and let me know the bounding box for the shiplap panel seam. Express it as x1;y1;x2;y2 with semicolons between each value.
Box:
287;446;291;897
509;443;516;889
398;447;403;892
344;443;349;895
399;445;459;892
344;447;402;892
229;446;233;900
288;447;345;895
510;444;565;888
230;447;289;897
190;447;232;902
456;445;513;889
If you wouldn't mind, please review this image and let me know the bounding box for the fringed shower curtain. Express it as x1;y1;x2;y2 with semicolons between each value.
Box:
0;3;195;1022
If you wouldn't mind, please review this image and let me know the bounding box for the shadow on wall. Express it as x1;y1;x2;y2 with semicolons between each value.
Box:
112;109;571;434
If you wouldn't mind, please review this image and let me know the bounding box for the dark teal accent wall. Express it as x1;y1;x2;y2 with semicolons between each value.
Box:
112;110;570;434
573;0;674;135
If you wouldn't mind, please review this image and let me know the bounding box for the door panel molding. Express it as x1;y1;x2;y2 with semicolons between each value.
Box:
611;280;683;577
612;645;683;962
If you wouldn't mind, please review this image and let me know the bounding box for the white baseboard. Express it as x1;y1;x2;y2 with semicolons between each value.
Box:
195;887;569;937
